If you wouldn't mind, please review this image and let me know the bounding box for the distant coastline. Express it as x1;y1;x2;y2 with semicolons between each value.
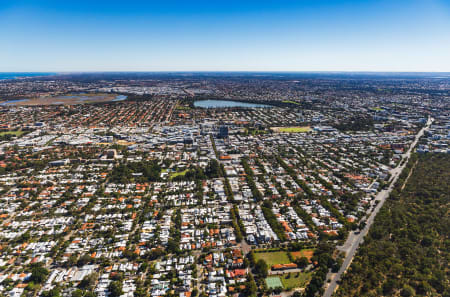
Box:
1;71;449;81
0;72;56;80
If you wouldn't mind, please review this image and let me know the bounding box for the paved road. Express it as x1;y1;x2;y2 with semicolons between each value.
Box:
269;268;304;275
322;117;433;297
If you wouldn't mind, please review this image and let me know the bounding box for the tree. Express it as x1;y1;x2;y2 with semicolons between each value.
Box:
255;259;268;278
77;254;92;267
109;281;123;297
71;289;83;297
296;256;309;268
260;206;287;241
17;231;31;243
78;273;98;290
400;285;415;297
84;292;96;297
191;288;199;297
382;279;396;295
245;273;258;296
167;238;179;254
334;155;450;297
67;254;78;267
41;288;61;297
205;159;220;178
134;287;147;297
29;265;49;283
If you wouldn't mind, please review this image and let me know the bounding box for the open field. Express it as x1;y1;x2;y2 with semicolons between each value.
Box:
280;272;313;289
169;169;189;180
291;249;314;262
0;131;25;137
254;251;291;267
271;126;311;133
282;100;302;105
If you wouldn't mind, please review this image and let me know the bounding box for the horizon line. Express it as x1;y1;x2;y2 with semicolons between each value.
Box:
2;70;450;74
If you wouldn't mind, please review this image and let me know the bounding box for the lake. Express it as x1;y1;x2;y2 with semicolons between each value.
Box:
194;99;271;108
112;95;128;101
0;99;30;105
53;94;128;102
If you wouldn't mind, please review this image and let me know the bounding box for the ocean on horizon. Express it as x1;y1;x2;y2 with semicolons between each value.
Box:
0;72;56;80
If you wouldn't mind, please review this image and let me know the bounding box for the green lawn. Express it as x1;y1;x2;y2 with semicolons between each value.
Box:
176;105;191;110
169;169;189;179
282;100;302;105
280;272;312;289
254;251;291;267
0;130;25;137
272;126;311;133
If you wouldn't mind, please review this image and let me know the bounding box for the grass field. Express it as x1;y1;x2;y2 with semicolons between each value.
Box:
169;169;189;179
271;126;311;133
265;277;283;289
176;105;191;110
290;249;315;262
0;131;25;137
282;100;302;105
254;251;291;267
280;272;312;289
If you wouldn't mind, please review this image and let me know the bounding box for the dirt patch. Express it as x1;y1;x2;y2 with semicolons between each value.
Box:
291;249;314;262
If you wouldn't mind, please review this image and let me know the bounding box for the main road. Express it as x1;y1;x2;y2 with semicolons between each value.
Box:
322;117;433;297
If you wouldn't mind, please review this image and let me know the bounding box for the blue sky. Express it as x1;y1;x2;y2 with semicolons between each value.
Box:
1;0;449;72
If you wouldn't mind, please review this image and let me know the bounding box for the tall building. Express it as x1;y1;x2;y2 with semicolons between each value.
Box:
218;125;229;138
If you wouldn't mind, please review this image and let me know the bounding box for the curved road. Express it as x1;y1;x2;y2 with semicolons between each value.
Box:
323;117;433;297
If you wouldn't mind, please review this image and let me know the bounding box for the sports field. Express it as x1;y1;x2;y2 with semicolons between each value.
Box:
254;251;291;267
0;131;25;137
265;276;283;289
271;126;311;133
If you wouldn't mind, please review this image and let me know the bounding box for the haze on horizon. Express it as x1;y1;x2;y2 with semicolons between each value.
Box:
1;0;450;72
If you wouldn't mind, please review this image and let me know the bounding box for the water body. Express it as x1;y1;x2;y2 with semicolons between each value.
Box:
55;94;127;102
0;99;29;105
0;94;127;106
0;72;55;80
61;95;92;101
194;99;271;108
112;95;128;101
